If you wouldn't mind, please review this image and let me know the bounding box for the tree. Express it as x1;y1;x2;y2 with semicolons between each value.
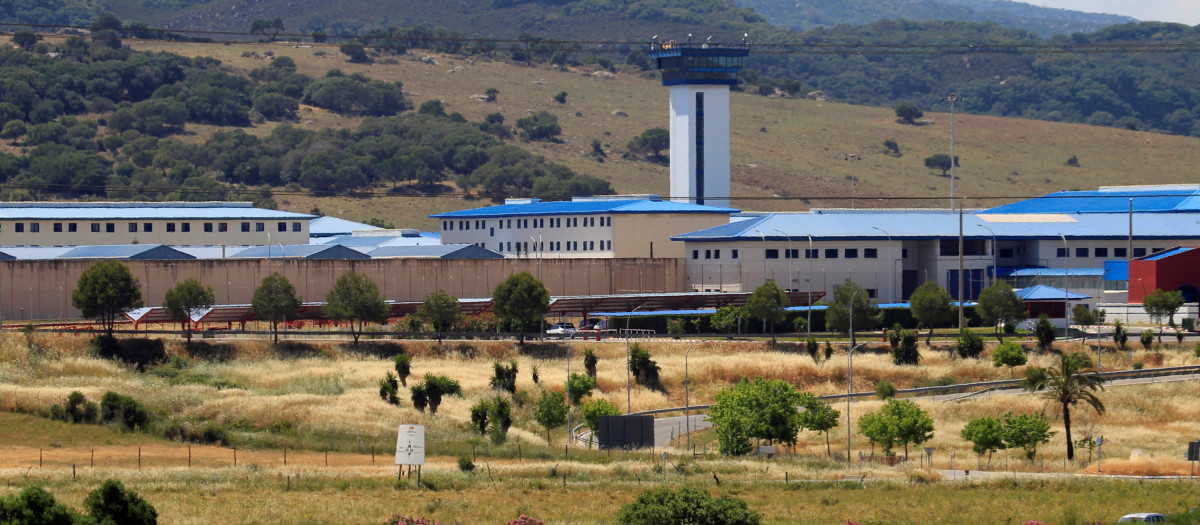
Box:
1143;288;1185;339
858;399;933;459
552;91;567;104
909;281;954;345
11;31;39;51
882;138;901;157
580;398;621;432
708;378;804;456
379;372;399;405
1072;304;1103;347
1021;352;1105;461
956;329;984;359
324;272;389;346
393;354;412;386
796;392;840;457
252;273;301;343
85;479;157;525
960;416;1006;468
615;487;762;525
515;111;561;141
874;381;898;400
977;281;1026;339
583;349;598;378
744;281;790;344
894;102;923;124
627;127;670;159
163;278;214;343
1002;412;1053;462
470;399;491;436
1034;313;1056;350
992;342;1027;378
892;329;920;365
72;261;144;337
1112;320;1128;350
627;344;661;389
249;17;285;40
417;290;461;343
412;374;461;415
824;279;880;346
923;153;959;178
339;43;372;64
490;360;519;394
533;389;567;444
711;305;746;334
566;373;595;405
484;87;499;102
487;397;513;444
492;272;550;344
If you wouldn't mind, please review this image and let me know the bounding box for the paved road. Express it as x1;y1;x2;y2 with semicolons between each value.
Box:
653;414;710;448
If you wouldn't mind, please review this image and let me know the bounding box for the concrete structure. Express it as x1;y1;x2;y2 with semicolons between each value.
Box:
650;38;748;207
431;196;735;260
0;202;314;246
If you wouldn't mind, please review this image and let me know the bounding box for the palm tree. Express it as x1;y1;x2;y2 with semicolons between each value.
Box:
1021;351;1105;461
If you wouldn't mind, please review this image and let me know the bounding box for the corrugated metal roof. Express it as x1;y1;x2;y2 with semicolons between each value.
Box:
308;216;383;237
430;199;738;219
1141;246;1195;261
315;233;442;248
367;244;504;259
172;246;248;259
0;202;314;221
675;209;1200;242
0;247;74;260
230;244;369;259
982;186;1200;215
58;244;195;260
999;267;1106;277
1016;285;1091;301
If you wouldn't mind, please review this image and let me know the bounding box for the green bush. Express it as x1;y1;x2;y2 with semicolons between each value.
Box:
615;487;761;525
1194;342;1200;358
1035;314;1057;350
666;318;686;335
1141;329;1155;350
892;329;920;365
85;479;157;525
91;336;166;369
628;344;662;389
875;380;898;400
583;349;597;378
956;329;985;359
51;391;99;424
457;455;475;472
99;392;149;430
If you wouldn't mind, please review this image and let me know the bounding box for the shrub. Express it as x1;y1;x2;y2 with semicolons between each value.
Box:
892;329;920;365
1141;329;1155;350
1035;314;1056;351
1194;342;1200;358
487;397;512;445
0;485;79;523
956;329;985;359
52;391;99;424
1113;320;1128;349
490;360;519;394
566;373;596;405
583;349;597;378
393;354;412;386
92;336;166;369
666;318;685;335
628;344;661;389
85;479;157;525
888;323;902;351
1133;361;1144;370
580;398;621;431
805;336;820;363
457;455;475;472
875;380;897;400
379;372;400;405
470;400;491;436
99;392;149;430
615;487;761;525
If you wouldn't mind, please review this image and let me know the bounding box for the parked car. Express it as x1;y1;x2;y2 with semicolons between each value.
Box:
579;319;607;331
545;322;576;337
1117;513;1166;523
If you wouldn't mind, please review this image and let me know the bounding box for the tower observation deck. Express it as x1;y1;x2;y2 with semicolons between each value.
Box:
650;40;749;207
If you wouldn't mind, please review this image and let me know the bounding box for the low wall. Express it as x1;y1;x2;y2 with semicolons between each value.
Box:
0;258;683;322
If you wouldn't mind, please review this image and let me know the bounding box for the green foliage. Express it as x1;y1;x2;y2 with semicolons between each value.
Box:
1141;329;1155;350
923;153;959;177
1022;352;1104;461
666;318;685;335
85;479;157;525
892;329;920;366
324;272;389;345
627;344;661;389
960;416;1005;464
824;279;880;343
533;389;567;444
1071;304;1097;327
487;396;512;444
100;391;149;430
0;485;80;524
627;127;669;158
796;391;840;456
457;455;475;472
72;261;144;336
580;398;621;431
1002;412;1054;461
805;336;821;363
582;349;597;378
882;138;901;156
410;384;428;413
470;399;491;435
490;360;519;394
414;374;462;415
252;273;301;343
417;290;461;342
888;323;901;351
552;91;567;104
163;278;214;343
565;373;595;405
615;487;761;525
492;272;550;343
909;281;953;343
379;371;400;405
992;342;1028;378
894;102;923;124
393;354;412;386
711;305;746;334
874;380;897;400
857;399;934;458
745;281;790;343
515;111;561;141
1112;320;1128;350
956;329;985;359
51;391;99;424
709;377;804;455
1035;314;1057;350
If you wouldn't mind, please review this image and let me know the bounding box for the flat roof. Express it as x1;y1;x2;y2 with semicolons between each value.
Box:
0;202;315;221
431;198;737;219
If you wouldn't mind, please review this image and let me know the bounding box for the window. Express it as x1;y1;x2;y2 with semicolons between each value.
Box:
1133;247;1147;257
129;223;137;233
732;249;738;259
497;243;503;251
704;250;711;259
805;249;818;259
219;223;228;232
204;223;213;233
91;223;100;233
765;249;779;259
902;248;908;259
785;248;799;259
68;223;76;232
14;223;22;233
53;223;62;233
241;222;250;232
167;223;176;233
507;219;512;228
864;248;877;259
866;289;877;299
143;223;153;233
824;248;838;259
507;242;512;252
292;222;300;232
845;248;858;259
182;223;190;233
1095;247;1108;257
713;249;720;259
106;223;115;233
1114;247;1127;258
255;222;265;232
1075;247;1088;258
999;248;1014;259
1056;247;1068;258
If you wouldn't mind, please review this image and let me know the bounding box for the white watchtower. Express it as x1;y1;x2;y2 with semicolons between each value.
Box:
650;38;749;207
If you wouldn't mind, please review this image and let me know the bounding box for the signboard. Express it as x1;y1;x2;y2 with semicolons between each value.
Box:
394;424;425;466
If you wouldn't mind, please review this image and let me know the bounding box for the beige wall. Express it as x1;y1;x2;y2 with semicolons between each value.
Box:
0;258;683;322
613;213;728;260
0;219;310;247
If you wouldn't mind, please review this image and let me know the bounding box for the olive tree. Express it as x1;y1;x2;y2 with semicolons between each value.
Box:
417;290;460;343
977;281;1026;340
492;271;550;344
744;281;789;344
909;280;954;345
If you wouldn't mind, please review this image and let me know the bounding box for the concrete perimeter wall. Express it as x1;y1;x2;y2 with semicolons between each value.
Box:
1;258;683;322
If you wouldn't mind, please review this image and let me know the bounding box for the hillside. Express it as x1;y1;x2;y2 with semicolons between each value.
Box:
133;38;1200;230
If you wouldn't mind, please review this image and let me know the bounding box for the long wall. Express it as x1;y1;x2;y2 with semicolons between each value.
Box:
0;258;683;322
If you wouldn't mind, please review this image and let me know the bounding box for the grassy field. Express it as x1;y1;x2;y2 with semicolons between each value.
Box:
116;38;1200;231
1;331;1199;523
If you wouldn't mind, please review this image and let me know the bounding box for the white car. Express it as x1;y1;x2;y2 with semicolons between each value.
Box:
545;322;576;337
1117;513;1166;523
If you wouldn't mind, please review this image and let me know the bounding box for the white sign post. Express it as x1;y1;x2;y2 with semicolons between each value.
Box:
395;424;426;483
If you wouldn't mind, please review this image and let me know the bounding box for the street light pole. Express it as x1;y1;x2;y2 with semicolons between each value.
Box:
942;93;962;207
684;342;698;452
754;229;768;285
846;343;863;466
806;234;814;341
845;154;860;209
624;305;641;413
773;228;793;290
566;337;572;447
1059;233;1070;339
872;226;892;303
976;223;996;288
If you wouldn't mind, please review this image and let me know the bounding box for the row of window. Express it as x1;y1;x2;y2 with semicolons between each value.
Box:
444;216;612;232
1056;247;1158;259
693;249;740;260
11;221;303;234
499;240;614;253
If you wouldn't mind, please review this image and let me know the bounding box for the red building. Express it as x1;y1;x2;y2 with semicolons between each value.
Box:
1128;246;1200;304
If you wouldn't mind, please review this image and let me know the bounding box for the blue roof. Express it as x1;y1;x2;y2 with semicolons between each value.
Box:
1104;260;1128;281
0;202;314;220
430;198;738;219
982;185;1200;215
998;267;1106;277
231;244;369;259
58;244;195;260
1141;246;1195;261
315;232;441;247
1016;285;1091;301
308;216;383;237
367;245;504;259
